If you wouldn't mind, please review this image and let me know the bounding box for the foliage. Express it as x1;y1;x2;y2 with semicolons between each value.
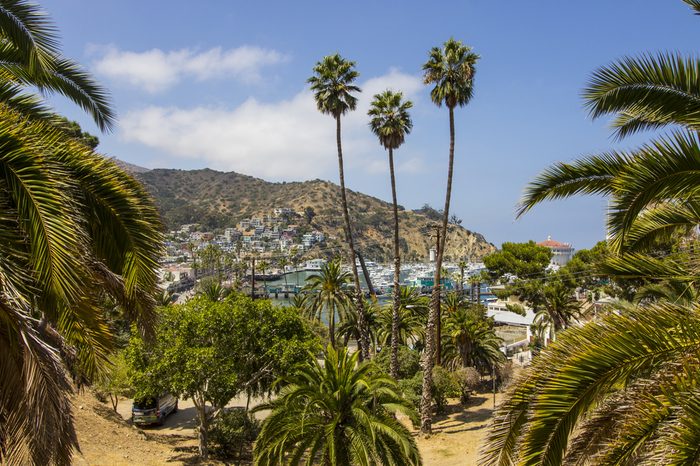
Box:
377;286;428;348
209;408;260;461
127;295;316;459
302;258;351;347
375;345;422;380
483;241;552;280
253;345;422;465
94;351;133;412
441;304;505;372
453;367;481;405
483;5;700;462
400;367;462;416
481;301;700;466
432;366;460;414
0;2;159;464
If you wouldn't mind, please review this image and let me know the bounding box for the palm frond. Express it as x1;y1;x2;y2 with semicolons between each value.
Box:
584;52;700;139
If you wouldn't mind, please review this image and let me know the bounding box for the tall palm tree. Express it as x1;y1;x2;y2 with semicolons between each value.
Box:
308;54;371;360
0;3;162;463
253;345;422;466
368;90;413;378
337;298;380;352
420;38;479;434
303;258;351;347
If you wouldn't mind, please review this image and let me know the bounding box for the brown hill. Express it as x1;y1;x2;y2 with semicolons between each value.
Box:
134;168;495;262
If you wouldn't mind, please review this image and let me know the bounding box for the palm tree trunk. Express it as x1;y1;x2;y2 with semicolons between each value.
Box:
388;147;401;379
335;115;370;360
329;300;336;348
421;105;457;434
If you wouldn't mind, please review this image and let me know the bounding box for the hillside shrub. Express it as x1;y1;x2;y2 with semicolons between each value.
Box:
210;408;260;460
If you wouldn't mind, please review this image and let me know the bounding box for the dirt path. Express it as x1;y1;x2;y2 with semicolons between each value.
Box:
411;392;503;466
74;391;500;465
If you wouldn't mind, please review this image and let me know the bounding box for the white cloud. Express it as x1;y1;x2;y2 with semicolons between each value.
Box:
90;45;288;93
119;70;425;180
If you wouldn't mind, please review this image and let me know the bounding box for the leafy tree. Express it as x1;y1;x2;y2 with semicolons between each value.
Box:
94;351;133;413
420;38;480;433
308;53;371;359
303;206;316;224
127;295;316;460
0;2;160;464
368;89;413;378
55;116;100;149
253;345;421;466
483;241;552;280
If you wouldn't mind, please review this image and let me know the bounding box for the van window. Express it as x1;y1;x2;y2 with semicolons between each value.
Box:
133;397;157;410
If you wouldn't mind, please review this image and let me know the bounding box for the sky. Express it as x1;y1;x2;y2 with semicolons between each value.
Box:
40;0;699;250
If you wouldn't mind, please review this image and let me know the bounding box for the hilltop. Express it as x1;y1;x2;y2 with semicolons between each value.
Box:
134;168;495;262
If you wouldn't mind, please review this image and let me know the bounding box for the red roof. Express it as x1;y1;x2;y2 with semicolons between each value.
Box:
537;236;571;248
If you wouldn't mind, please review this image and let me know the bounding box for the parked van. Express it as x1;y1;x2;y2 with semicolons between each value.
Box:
132;393;178;426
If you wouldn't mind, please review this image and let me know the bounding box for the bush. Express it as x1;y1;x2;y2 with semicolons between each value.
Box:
432;366;459;414
210;408;260;460
375;346;421;380
398;367;461;418
453;367;480;405
497;360;515;390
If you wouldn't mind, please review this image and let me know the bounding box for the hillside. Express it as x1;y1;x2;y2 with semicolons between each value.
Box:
134;168;495;262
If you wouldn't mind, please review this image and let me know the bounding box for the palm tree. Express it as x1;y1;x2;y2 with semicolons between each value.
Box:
534;280;581;343
303;258;351;347
278;256;290;291
458;260;468;295
420;38;479;434
253;345;422;466
337;298;380;352
442;304;504;372
481;301;700;466
0;3;161;463
368;90;413;378
481;2;700;462
378;286;429;343
308;54;371;360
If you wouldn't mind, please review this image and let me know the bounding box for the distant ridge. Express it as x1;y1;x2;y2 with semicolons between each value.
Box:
135;168;496;262
112;158;150;174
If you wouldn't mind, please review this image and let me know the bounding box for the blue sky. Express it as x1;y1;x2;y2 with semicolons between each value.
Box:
41;0;698;249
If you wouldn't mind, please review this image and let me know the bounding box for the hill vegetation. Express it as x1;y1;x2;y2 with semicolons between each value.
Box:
134;168;495;262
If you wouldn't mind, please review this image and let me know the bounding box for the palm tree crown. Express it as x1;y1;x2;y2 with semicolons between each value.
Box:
423;38;479;109
253;345;422;466
368;90;413;150
303;258;352;347
308;53;361;118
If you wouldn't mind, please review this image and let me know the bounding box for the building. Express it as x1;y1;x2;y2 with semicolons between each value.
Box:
537;236;574;267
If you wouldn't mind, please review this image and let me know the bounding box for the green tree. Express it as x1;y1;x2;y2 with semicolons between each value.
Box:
377;287;429;353
94;351;133;413
368;89;413;378
253;345;421;466
0;2;160;464
128;295;316;460
441;304;504;372
483;241;552;280
308;54;371;359
303;258;351;347
420;38;479;434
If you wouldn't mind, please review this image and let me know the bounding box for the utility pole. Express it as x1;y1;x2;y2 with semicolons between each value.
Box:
250;256;256;300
